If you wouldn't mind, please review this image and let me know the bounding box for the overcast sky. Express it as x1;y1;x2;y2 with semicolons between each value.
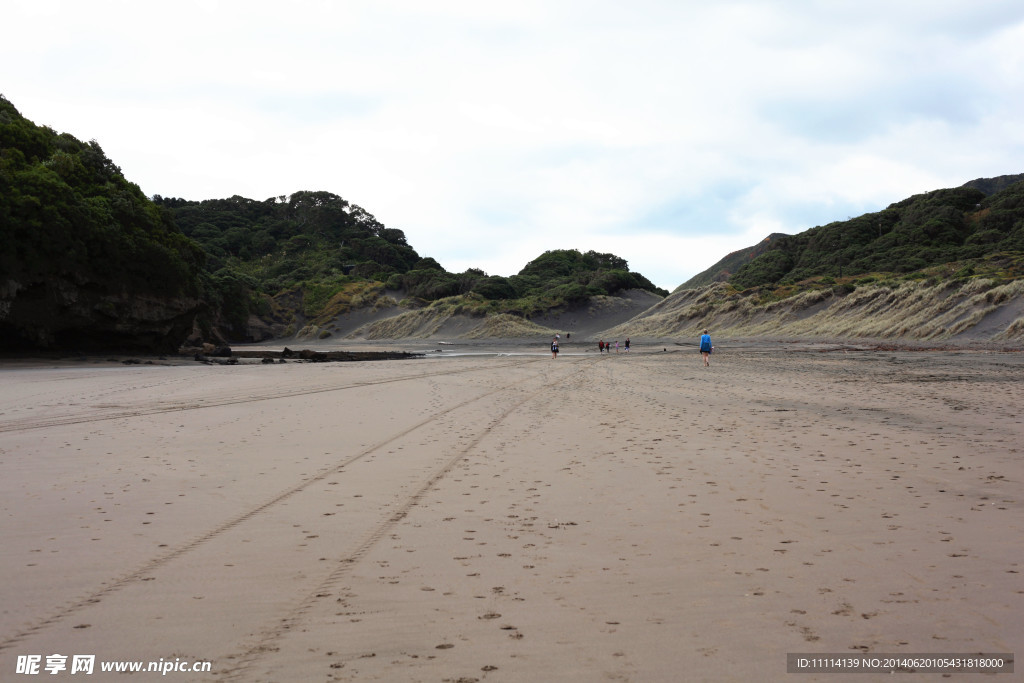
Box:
5;0;1023;290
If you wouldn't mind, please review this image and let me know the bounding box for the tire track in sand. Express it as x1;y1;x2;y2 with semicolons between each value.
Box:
0;358;548;652
0;359;532;434
216;357;602;681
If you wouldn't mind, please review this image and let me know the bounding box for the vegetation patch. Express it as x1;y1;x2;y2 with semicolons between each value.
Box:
464;314;554;338
152;186;670;342
725;183;1024;292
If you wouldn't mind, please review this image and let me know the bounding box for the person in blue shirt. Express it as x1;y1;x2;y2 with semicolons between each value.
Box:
699;329;713;367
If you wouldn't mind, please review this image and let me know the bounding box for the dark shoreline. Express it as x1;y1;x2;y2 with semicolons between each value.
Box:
230;348;422;362
0;347;423;368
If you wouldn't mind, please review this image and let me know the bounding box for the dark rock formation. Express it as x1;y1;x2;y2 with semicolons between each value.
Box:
0;277;201;353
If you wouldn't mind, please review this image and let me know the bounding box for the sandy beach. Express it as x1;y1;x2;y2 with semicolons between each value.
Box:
0;341;1020;682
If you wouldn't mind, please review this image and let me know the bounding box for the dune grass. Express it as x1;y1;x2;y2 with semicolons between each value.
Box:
611;276;1024;341
463;314;555;339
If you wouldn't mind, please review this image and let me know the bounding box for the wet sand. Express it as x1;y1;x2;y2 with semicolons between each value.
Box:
0;343;1021;681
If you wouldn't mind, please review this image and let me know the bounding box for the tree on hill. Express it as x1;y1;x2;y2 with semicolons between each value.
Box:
961;173;1024;196
729;182;1024;289
155;191;430;335
159;191;421;280
0;96;204;297
165;191;670;336
507;249;665;299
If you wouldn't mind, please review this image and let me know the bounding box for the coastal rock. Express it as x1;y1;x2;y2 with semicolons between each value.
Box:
0;277;201;353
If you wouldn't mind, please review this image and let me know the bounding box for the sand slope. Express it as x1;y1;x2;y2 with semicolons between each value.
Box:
606;280;1024;342
0;346;1020;681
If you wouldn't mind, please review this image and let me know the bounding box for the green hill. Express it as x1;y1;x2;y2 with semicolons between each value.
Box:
0;95;205;351
679;176;1024;296
961;173;1024;196
1;96;666;349
623;176;1024;343
6;91;1021;349
157;193;667;342
726;181;1024;290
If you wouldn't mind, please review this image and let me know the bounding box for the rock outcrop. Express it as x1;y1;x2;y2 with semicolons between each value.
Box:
0;277;201;353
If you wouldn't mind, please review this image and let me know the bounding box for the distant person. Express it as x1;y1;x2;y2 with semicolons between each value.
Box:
625;338;630;353
551;336;559;359
699;329;713;367
615;341;620;353
599;340;605;353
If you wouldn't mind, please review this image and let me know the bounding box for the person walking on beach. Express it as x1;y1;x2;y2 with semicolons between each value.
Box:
551;336;559;359
624;338;630;353
599;340;605;353
699;329;713;367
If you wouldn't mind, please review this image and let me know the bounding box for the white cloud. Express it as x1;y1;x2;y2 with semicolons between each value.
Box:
3;0;1023;291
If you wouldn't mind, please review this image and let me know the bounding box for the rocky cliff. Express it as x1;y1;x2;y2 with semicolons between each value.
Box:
1;277;201;353
1;95;205;352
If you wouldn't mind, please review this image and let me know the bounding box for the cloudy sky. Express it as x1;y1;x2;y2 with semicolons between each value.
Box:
4;0;1023;290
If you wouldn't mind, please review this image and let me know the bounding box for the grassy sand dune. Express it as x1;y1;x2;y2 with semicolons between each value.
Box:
347;308;556;339
269;277;1024;344
348;307;454;339
306;289;655;341
604;279;1024;342
463;313;556;338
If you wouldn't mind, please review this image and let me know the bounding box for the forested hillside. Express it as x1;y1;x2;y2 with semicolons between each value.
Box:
726;182;1024;290
634;176;1024;343
5;90;1021;350
1;95;667;349
157;193;667;340
0;96;205;350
